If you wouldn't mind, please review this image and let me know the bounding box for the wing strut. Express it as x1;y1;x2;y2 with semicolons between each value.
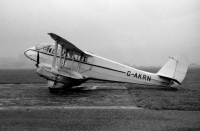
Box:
47;41;59;89
62;49;67;67
58;45;63;70
52;41;58;68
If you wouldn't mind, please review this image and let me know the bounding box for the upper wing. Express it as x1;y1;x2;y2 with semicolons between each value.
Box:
48;33;92;57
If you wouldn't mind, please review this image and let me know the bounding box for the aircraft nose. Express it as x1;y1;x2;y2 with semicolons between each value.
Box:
24;49;32;59
24;48;37;61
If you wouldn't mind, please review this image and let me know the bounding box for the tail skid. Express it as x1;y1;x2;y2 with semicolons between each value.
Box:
157;54;189;87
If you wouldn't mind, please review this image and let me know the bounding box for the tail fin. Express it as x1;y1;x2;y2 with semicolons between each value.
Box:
157;54;189;87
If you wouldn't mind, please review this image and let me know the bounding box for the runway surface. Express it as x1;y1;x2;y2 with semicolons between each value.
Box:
0;84;200;131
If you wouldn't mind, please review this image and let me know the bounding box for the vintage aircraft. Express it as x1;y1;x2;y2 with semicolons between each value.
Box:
24;33;189;93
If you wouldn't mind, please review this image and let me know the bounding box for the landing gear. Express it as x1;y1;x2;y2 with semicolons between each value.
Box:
47;80;58;93
48;84;75;93
49;87;59;93
47;80;78;93
168;87;178;91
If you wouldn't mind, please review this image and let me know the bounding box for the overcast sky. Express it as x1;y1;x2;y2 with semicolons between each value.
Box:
1;0;200;66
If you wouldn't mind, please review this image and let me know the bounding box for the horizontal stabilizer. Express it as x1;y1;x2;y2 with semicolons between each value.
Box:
159;75;181;85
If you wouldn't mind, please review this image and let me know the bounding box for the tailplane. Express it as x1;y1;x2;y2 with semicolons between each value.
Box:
157;54;189;87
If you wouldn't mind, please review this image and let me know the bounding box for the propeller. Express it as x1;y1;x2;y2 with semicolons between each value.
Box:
35;51;40;67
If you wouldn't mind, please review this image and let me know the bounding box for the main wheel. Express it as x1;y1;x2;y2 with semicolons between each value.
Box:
49;87;59;94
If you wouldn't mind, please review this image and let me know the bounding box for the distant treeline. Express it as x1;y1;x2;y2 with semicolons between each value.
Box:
0;54;35;69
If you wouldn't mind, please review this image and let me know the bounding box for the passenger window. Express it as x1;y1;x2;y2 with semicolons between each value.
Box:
67;53;72;59
49;48;52;53
83;57;88;63
74;54;81;61
74;54;78;60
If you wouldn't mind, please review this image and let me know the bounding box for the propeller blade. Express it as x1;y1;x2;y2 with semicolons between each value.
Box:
35;51;40;67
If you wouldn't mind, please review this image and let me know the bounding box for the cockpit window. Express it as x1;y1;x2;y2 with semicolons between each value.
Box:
35;43;51;50
35;43;55;55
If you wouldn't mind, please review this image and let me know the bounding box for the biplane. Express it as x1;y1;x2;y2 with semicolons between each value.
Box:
24;33;189;93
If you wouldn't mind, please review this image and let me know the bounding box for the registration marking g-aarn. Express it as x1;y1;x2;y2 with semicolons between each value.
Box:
127;71;151;81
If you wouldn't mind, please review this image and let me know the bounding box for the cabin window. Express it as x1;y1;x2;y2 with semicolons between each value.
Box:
64;51;90;63
67;53;72;59
74;54;82;61
77;55;81;61
49;48;52;53
74;54;78;60
82;57;88;63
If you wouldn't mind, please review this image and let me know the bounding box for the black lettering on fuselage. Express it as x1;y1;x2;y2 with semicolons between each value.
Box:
142;75;146;80
138;74;142;79
127;71;131;76
147;76;151;81
126;71;151;82
134;73;137;78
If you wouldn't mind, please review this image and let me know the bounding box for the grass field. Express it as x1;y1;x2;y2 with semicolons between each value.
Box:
127;67;200;110
0;68;199;110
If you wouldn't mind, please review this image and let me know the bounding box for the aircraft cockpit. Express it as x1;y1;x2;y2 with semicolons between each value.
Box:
35;43;51;50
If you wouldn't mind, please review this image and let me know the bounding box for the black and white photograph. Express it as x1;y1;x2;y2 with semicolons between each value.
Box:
0;0;200;130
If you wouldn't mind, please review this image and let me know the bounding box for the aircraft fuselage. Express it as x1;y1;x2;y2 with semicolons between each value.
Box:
24;43;171;87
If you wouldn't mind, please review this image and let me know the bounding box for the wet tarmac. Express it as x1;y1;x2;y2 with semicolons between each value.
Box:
0;84;200;131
